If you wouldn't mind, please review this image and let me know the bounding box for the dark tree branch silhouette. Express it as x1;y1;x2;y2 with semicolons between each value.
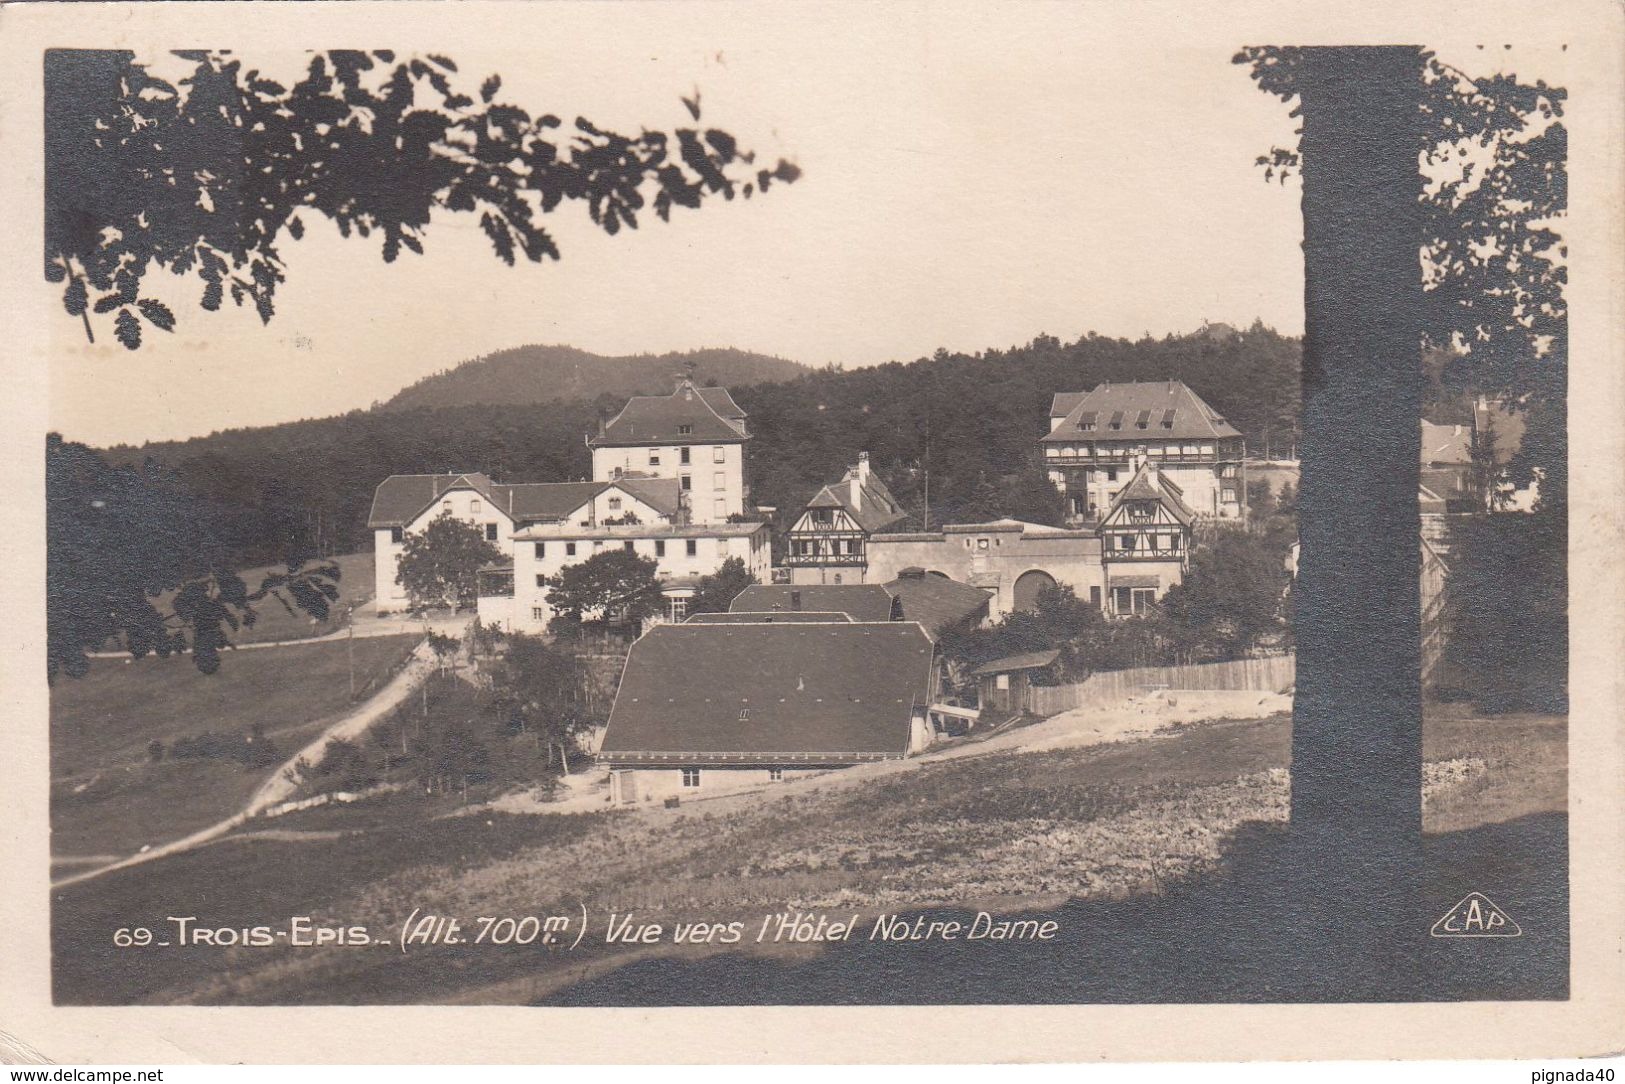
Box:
45;48;800;348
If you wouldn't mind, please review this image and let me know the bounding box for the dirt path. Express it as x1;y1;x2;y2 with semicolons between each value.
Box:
52;627;464;890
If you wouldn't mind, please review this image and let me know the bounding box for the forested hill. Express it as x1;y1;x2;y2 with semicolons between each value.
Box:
377;345;809;413
98;325;1300;567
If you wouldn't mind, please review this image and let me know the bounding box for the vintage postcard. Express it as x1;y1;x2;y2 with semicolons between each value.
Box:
0;0;1621;1066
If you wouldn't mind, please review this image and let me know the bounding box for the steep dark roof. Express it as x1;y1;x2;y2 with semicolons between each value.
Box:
599;622;935;763
496;481;606;523
1042;381;1242;443
591;379;748;447
686;610;854;624
612;476;682;518
731;584;899;622
802;464;908;533
698;385;746;420
884;571;991;638
367;473;499;528
1049;392;1087;419
367;474;618;529
1104;462;1196;526
972;649;1060;676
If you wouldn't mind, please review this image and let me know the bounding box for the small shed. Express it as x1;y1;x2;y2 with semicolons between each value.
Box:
973;649;1061;716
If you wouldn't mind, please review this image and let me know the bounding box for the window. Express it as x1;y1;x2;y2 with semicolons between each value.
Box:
681;768;701;788
680;448;691;465
1090;585;1102;607
1106;468;1119;482
566;542;577;556
680;474;692;491
608;496;622;511
685;539;698;557
713;471;725;490
713;446;726;463
977;538;989;550
832;573;843;584
655;539;666;557
485;524;499;541
714;499;726;517
442;500;452;513
623;540;636;553
536;574;546;587
768;767;784;782
471;499;482;513
670;597;688;621
649;453;661;467
390;526;404;544
532;607;546;622
995;673;1010;690
534;541;546;558
678;424;693;435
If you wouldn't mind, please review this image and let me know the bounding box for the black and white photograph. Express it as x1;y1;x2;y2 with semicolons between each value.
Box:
2;0;1622;1065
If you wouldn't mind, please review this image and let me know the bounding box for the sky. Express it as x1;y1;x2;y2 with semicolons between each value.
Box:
42;5;1568;447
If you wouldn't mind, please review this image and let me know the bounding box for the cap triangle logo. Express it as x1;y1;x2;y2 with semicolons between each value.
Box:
1430;892;1522;938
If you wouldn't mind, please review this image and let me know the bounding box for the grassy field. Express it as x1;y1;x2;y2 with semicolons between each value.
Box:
142;552;376;647
51;633;420;860
51;704;1566;1005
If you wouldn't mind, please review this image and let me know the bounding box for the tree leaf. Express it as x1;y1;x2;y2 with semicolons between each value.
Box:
113;308;142;350
137;298;176;331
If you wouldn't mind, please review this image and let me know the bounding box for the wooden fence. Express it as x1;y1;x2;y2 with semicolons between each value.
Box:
1028;654;1296;718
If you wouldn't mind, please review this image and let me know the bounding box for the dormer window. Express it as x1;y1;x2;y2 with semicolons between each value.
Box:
678;424;693;435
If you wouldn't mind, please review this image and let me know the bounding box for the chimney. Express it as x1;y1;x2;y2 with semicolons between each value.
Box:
849;470;862;511
858;451;871;483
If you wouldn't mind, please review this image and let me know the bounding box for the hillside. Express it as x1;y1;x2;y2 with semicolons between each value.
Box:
377;345;810;413
52;705;1565;1005
92;326;1302;569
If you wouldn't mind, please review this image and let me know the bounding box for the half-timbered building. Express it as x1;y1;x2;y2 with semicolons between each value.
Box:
1097;460;1194;615
783;453;908;584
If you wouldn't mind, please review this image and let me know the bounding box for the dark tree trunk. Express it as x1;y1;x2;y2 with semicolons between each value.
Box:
1291;46;1425;991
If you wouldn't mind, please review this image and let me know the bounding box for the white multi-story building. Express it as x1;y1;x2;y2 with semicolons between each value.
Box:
587;379;751;524
480;520;773;631
366;471;680;612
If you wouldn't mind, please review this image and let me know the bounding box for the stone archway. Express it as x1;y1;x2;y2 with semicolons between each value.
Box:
1012;569;1058;613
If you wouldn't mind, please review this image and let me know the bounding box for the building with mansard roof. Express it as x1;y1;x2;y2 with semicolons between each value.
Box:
369;381;757;618
588;378;751;524
1041;379;1247;523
